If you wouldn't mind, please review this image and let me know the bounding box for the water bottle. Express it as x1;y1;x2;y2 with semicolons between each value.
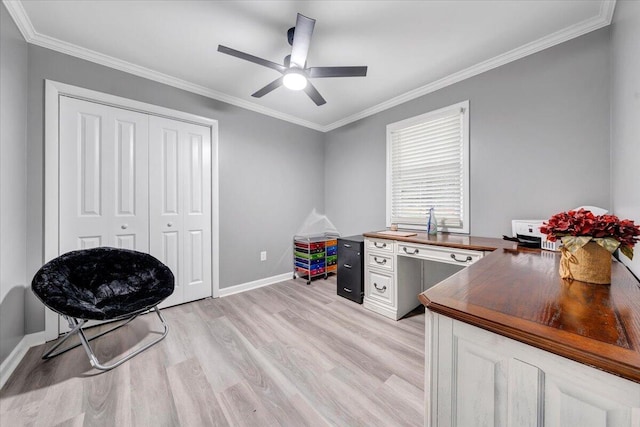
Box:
427;207;438;235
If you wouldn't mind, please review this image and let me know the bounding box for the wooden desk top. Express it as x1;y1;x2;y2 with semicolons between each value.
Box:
363;231;517;252
363;231;640;383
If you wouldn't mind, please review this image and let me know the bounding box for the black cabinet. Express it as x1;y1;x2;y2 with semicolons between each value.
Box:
337;235;365;303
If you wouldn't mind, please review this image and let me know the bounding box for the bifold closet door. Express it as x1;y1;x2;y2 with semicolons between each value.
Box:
58;97;150;332
58;97;212;324
59;97;150;255
149;116;212;307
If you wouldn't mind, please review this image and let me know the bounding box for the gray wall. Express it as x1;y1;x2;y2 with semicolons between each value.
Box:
325;29;611;238
24;45;325;333
611;0;640;278
11;14;628;337
0;3;28;363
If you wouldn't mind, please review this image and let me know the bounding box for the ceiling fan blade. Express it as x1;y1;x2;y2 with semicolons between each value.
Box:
251;77;284;98
218;45;286;73
303;82;326;106
308;66;368;78
290;14;315;68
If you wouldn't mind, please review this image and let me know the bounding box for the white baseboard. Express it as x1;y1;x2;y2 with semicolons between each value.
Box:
0;331;45;390
218;272;293;297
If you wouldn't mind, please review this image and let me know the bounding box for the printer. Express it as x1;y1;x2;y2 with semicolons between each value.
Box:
511;220;559;251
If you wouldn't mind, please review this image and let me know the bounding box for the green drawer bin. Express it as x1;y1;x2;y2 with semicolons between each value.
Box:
294;251;325;260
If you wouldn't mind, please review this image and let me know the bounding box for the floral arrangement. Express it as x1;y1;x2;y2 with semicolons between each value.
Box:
540;208;640;260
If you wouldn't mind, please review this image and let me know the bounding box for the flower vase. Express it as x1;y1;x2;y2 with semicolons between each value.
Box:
559;241;611;284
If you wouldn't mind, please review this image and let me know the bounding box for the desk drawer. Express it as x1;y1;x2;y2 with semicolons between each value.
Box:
397;243;483;266
366;252;394;271
366;269;395;307
366;238;394;253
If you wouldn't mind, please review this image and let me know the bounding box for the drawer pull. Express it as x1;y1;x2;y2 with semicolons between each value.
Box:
343;243;352;248
403;247;419;255
343;287;352;293
373;283;387;293
374;242;387;249
344;264;352;269
373;256;387;265
450;253;473;263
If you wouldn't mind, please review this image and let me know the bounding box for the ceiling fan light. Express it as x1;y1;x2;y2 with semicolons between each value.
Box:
283;70;307;91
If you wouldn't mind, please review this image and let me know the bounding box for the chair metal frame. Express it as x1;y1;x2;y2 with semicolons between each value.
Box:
42;306;168;371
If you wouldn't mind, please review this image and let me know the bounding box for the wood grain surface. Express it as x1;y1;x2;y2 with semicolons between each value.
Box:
0;277;424;426
419;247;640;383
363;231;517;252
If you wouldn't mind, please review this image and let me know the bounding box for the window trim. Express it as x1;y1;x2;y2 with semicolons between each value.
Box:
386;100;470;234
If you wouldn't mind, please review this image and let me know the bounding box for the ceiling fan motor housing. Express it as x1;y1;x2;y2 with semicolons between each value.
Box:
287;27;295;46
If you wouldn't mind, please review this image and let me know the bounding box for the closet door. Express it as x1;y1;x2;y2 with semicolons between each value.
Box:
149;116;212;307
59;97;149;254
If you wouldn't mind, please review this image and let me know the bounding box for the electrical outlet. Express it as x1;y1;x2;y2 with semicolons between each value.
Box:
260;251;267;261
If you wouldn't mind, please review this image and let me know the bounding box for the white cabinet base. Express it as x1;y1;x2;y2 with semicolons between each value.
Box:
363;298;403;320
425;312;640;427
363;237;482;321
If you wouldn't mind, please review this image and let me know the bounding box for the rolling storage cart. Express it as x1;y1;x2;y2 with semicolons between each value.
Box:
293;233;339;285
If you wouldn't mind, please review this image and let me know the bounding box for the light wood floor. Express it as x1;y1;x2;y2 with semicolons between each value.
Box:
1;276;425;426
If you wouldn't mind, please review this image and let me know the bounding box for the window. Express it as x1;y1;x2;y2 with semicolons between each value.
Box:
386;101;469;233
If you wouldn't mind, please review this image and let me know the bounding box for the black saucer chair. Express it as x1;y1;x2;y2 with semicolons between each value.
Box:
32;247;174;371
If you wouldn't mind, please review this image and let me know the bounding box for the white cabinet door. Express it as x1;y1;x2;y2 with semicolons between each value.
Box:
426;313;640;427
59;97;149;254
149;116;211;307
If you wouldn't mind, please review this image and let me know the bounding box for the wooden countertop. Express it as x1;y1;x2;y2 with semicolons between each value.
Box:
364;231;640;383
363;231;517;252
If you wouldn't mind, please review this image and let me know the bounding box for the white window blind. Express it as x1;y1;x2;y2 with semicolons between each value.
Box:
386;101;469;233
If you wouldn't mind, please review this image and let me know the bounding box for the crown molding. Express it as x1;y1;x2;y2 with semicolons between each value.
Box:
3;0;615;133
322;0;617;132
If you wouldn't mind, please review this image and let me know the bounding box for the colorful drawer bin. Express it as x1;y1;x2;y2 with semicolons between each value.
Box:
293;233;339;285
294;251;326;260
295;242;325;251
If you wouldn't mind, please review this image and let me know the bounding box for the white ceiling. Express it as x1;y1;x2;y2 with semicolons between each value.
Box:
5;0;614;131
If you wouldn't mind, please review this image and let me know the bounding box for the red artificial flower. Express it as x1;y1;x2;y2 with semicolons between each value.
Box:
540;209;640;259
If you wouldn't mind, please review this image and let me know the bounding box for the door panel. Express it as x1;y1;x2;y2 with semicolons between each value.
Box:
78;113;102;216
59;97;149;255
78;236;102;249
115;120;137;216
149;116;212;306
150;120;184;308
184;130;211;301
157;230;182;308
188;133;204;214
116;234;136;250
59;97;150;332
161;129;180;215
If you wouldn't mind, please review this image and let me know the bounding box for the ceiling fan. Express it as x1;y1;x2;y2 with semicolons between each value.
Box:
217;13;368;106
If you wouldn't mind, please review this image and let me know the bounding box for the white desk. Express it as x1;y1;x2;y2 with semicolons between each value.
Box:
362;232;492;320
